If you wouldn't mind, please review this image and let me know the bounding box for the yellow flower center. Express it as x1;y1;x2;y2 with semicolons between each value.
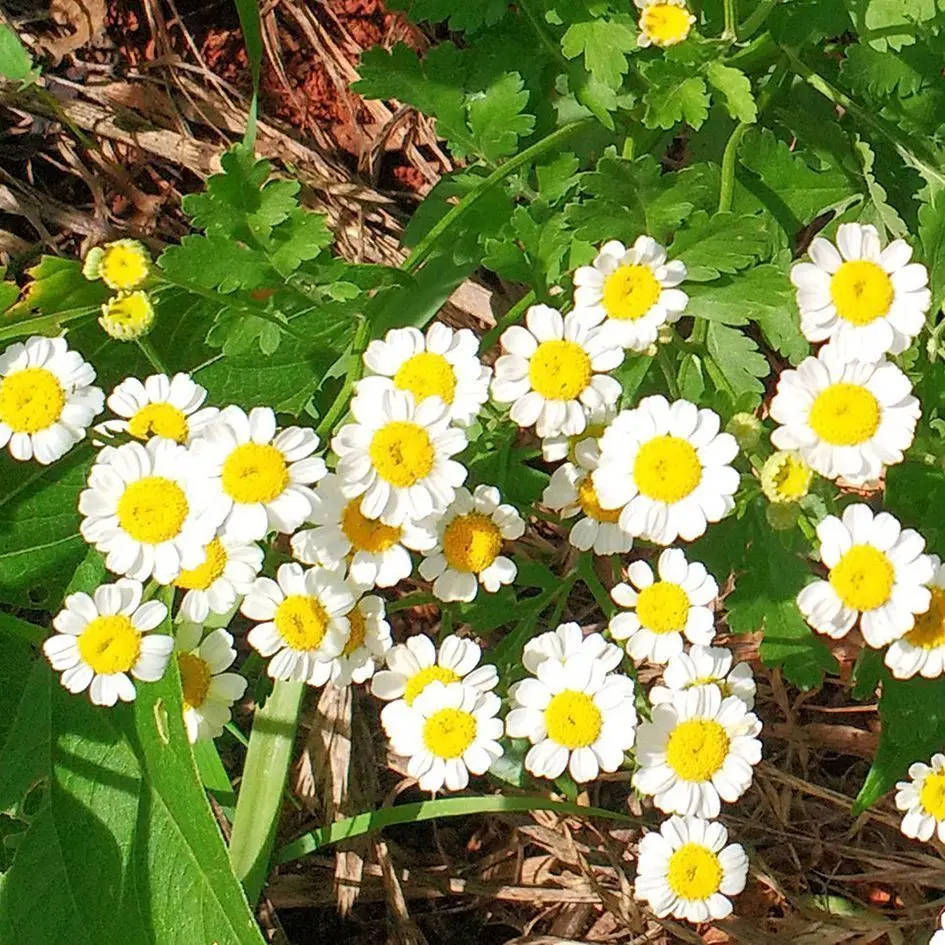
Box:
640;2;694;47
577;475;621;522
100;243;150;290
175;538;228;591
762;452;812;503
920;770;945;820
601;263;662;321
393;352;457;405
274;594;330;651
127;403;189;444
178;651;212;709
343;607;367;656
221;443;289;504
665;719;730;781
666;843;723;901
691;676;731;697
635;581;691;634
528;340;592;401
829;544;894;612
808;383;881;446
0;367;66;434
101;292;154;339
904;589;945;650
442;512;503;574
77;614;141;675
544;690;603;750
404;665;461;705
341;499;403;553
369;421;435;488
830;260;894;325
633;435;702;503
117;476;189;544
422;707;477;759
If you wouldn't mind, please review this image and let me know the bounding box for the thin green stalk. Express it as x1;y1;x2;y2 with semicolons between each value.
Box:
387;592;438;613
403;120;593;275
722;0;738;40
136;336;169;374
228;680;305;904
315;316;371;438
718;120;751;214
655;346;680;399
517;0;569;67
577;554;615;617
481;291;536;351
738;0;779;39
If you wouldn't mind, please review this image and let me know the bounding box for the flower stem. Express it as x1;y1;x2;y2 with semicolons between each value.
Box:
738;0;779;39
722;0;739;41
718;121;751;214
315;315;371;439
136;336;169;374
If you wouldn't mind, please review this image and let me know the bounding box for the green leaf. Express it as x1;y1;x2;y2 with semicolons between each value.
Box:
454;586;519;633
840;43;932;98
641;60;709;131
4;257;108;326
466;72;536;162
705;323;770;405
855;0;937;52
0;24;40;85
387;0;509;32
706;61;757;123
919;187;945;317
853;136;907;240
536;152;581;203
768;0;851;45
267;210;333;278
885;461;945;554
159;235;272;294
561;17;638;90
669;211;769;281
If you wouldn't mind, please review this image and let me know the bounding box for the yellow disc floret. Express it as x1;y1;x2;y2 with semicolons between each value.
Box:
222;443;290;504
175;538;228;591
343;608;367;656
100;291;155;341
544;690;603;749
760;451;813;504
274;595;330;651
369;421;435;487
633;435;702;503
96;240;151;291
0;367;65;433
577;475;621;522
127;403;189;443
808;383;881;446
341;499;403;553
78;614;141;675
117;476;189;544
178;651;212;709
404;665;461;705
921;770;945;819
830;260;894;325
393;352;457;405
640;1;695;48
529;340;592;401
422;707;477;759
666;843;724;900
602;264;662;321
829;544;895;612
442;512;503;574
666;719;729;781
636;581;690;634
904;589;945;649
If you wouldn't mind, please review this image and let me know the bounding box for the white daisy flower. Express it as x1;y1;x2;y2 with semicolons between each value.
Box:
174;624;247;743
0;335;104;464
289;473;436;589
505;653;637;783
329;593;392;687
373;633;498;716
649;646;756;709
42;578;172;706
885;556;945;679
770;344;920;485
355;323;490;427
797;504;933;648
634;0;696;48
240;562;354;686
593;396;739;546
491;304;623;439
332;387;467;527
522;621;623;675
384;681;504;792
790;222;930;362
635;815;749;923
896;754;945;843
609;549;718;664
633;684;762;818
541;403;615;463
418;484;525;603
192;405;326;542
79;438;223;584
102;373;218;445
572;237;688;350
173;535;264;624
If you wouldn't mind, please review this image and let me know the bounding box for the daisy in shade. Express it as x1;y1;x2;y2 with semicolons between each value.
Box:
609;548;718;663
174;536;264;624
572;237;688;350
770;344;919;485
886;556;945;679
635;815;749;923
192;405;325;542
797;504;933;648
79;438;222;584
541;403;615;463
418;484;525;603
102;373;218;445
634;0;696;47
355;323;490;427
83;238;151;291
332;387;467;527
633;684;762;818
522;622;623;675
0;335;104;464
505;652;637;783
790;222;930;362
174;624;247;742
593;395;739;545
290;473;436;589
328;593;392;687
241;562;354;686
896;754;945;843
384;681;504;792
491;304;623;439
42;578;172;706
649;646;756;709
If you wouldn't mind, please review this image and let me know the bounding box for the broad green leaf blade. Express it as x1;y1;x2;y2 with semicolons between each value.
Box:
560;17;638;90
706;61;757;123
0;24;40;85
669;211;769;281
466;72;536;162
641;60;709;130
919;188;945;318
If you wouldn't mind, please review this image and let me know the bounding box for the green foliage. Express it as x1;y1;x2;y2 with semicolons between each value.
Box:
670;211;769;281
561;17;638;90
919;187;945;317
641;60;710;130
0;24;40;85
706;62;757;124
